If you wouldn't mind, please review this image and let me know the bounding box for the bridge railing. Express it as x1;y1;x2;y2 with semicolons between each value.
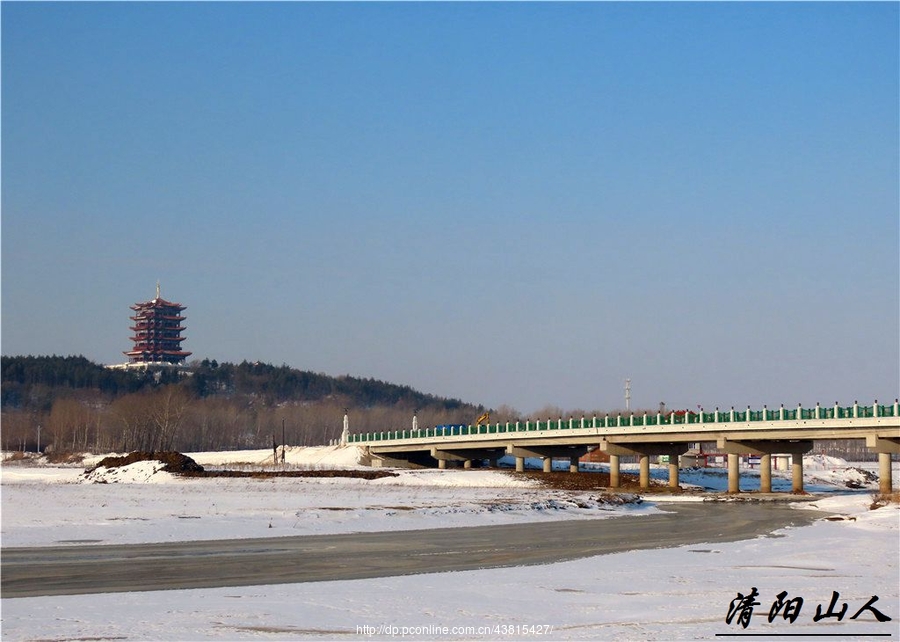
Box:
346;400;900;444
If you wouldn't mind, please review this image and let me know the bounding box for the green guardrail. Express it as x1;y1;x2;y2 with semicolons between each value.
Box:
349;400;899;443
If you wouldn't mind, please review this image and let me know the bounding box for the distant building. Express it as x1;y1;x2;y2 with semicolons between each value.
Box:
119;283;192;368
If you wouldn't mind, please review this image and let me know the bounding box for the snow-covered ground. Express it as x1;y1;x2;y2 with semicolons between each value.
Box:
1;446;898;640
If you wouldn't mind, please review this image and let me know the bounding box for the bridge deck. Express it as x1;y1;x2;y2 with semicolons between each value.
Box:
352;402;900;451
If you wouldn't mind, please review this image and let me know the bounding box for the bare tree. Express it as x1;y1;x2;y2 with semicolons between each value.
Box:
1;408;44;452
48;398;95;452
110;393;154;452
149;385;191;450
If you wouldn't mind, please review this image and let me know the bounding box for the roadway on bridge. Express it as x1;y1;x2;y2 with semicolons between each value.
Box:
1;502;823;598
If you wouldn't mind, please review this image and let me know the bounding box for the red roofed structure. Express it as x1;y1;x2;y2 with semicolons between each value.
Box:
123;283;192;366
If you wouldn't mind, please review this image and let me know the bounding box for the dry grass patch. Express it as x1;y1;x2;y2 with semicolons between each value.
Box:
869;491;900;510
45;451;85;465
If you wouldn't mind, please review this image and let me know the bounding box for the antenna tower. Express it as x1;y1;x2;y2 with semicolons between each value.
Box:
625;378;631;411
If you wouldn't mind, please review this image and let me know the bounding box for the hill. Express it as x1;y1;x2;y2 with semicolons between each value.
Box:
1;355;484;453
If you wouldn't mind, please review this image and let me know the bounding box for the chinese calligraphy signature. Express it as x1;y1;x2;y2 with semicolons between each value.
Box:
726;588;892;630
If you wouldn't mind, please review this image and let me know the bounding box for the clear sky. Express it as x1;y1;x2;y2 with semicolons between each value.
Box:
2;2;898;415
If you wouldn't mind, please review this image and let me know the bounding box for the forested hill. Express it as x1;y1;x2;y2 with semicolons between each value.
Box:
1;355;476;414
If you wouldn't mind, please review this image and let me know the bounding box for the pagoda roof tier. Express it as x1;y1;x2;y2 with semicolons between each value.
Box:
129;325;187;333
131;317;187;328
129;343;188;349
130;307;186;316
129;313;187;320
131;330;186;334
130;297;185;310
124;350;192;357
130;344;188;349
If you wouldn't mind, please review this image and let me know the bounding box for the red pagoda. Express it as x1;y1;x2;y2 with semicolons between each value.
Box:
123;283;192;365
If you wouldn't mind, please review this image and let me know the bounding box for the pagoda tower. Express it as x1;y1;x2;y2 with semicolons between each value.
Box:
123;283;192;365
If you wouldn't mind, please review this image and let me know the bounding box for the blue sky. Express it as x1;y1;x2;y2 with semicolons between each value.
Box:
2;2;898;414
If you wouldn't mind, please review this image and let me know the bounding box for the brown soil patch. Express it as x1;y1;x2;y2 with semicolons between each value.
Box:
870;491;900;509
45;452;86;465
186;469;399;480
512;470;680;493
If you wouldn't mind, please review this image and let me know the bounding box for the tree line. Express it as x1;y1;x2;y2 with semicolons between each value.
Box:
0;355;490;454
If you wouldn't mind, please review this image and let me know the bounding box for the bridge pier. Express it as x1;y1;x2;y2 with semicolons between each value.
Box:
728;454;740;493
866;436;899;493
601;441;688;490
639;454;650;488
792;452;804;493
507;445;589;474
880;453;892;494
718;439;813;494
667;455;680;489
760;453;772;493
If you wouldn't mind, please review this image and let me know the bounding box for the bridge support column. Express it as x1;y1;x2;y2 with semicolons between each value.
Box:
792;453;804;493
639;455;650;489
728;454;740;493
515;456;524;472
718;439;813;494
866;436;899;494
463;459;472;469
507;445;589;474
760;453;772;493
668;457;679;489
570;456;580;473
438;459;447;470
879;453;893;494
601;441;688;490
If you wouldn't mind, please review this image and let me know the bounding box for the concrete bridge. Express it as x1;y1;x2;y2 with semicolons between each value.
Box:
347;401;900;494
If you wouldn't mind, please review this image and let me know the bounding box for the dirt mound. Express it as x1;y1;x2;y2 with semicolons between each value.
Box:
89;451;205;474
843;467;879;489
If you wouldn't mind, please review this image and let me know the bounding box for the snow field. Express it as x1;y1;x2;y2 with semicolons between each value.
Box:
1;446;897;640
